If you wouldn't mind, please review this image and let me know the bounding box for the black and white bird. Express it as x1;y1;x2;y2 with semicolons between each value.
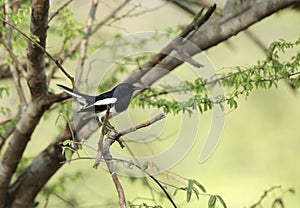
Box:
57;83;141;121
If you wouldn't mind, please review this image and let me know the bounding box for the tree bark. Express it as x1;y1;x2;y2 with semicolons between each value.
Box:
0;1;50;208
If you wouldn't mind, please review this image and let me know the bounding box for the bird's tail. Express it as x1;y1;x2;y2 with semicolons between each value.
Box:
57;84;81;98
57;84;91;106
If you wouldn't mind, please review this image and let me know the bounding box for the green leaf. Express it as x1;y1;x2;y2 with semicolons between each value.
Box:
186;179;193;202
216;195;227;208
63;148;73;162
173;188;179;196
0;85;9;98
287;187;296;194
192;179;206;193
192;187;199;200
208;195;217;208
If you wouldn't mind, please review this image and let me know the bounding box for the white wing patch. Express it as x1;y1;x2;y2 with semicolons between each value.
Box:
84;97;117;109
94;97;117;106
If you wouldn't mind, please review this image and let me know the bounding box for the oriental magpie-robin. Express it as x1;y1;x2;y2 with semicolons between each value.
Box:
57;83;141;121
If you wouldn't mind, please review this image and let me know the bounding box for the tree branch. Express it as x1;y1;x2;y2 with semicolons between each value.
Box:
91;0;131;34
0;17;74;87
93;113;166;208
76;0;99;82
47;0;131;85
0;1;54;207
123;0;299;87
48;0;73;24
116;113;166;139
0;38;27;106
123;3;216;86
250;185;282;208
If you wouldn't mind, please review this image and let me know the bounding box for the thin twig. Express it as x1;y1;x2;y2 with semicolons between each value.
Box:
0;17;74;86
48;0;73;24
107;2;140;26
47;0;131;84
0;37;27;77
117;0;169;18
93;113;167;207
0;38;27;106
116;113;166;139
250;185;282;208
91;0;131;34
76;0;99;82
62;156;177;208
123;142;158;203
123;4;216;84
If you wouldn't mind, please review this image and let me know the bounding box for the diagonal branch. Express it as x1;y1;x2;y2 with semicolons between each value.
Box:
123;4;216;86
98;113;166;208
123;0;299;87
48;0;73;24
0;17;74;87
0;38;27;106
0;1;54;207
76;0;99;82
116;113;166;139
91;0;131;34
47;0;131;85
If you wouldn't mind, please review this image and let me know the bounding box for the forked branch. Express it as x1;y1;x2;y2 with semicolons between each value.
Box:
93;112;166;208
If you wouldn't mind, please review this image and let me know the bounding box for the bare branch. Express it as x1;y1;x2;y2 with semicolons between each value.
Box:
123;0;299;88
116;113;165;139
94;113;166;207
0;39;27;105
91;0;131;34
123;4;216;86
0;1;55;207
76;0;99;82
4;0;12;47
103;138;127;208
47;0;131;84
0;17;74;87
48;0;73;24
250;185;282;208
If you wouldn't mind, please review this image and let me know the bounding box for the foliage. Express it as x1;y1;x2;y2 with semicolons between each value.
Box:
0;0;31;59
0;85;9;98
48;6;84;57
133;38;300;115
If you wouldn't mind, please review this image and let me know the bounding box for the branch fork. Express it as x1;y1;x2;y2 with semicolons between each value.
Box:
92;108;165;208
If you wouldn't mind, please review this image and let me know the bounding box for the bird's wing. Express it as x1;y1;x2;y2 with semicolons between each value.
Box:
78;97;117;113
84;97;117;109
57;84;94;106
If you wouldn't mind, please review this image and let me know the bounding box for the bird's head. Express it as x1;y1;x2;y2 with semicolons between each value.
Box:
116;83;142;94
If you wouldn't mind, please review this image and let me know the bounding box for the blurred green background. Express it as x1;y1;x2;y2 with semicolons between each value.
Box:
2;0;300;207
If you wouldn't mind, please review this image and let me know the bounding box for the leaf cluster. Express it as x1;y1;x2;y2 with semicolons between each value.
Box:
173;178;227;208
133;37;300;115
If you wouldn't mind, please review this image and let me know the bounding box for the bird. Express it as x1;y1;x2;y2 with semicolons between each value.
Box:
57;83;141;121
